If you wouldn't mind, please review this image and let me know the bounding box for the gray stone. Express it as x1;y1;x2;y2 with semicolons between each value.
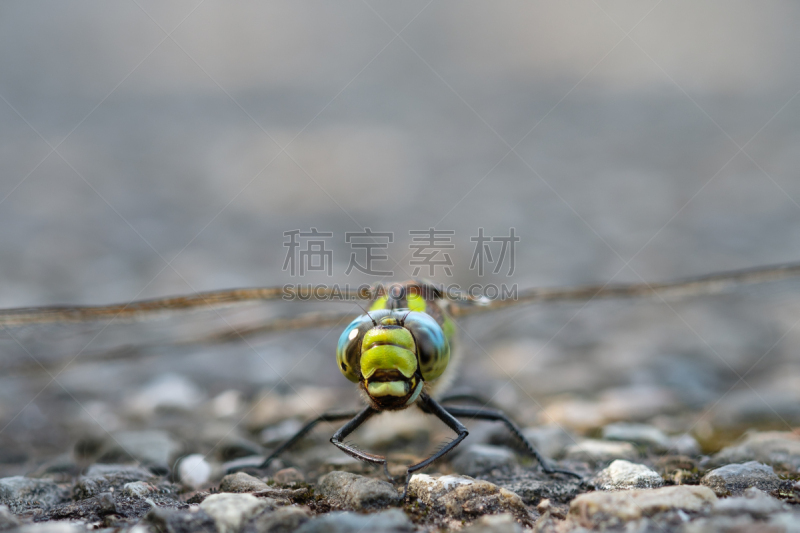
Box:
260;419;304;446
74;464;155;500
220;472;270;493
97;429;181;469
273;468;304;485
452;444;516;476
408;474;529;521
701;461;785;496
242;506;311;533
711;431;800;472
0;476;64;507
295;509;414;533
144;506;218;533
123;480;155;498
670;433;701;456
563;439;638;464
0;505;19;530
521;425;576;459
713;487;789;517
601;423;672;451
128;373;205;416
48;491;122;521
592;460;664;490
200;493;270;533
566;485;717;528
316;471;400;510
462;513;523;533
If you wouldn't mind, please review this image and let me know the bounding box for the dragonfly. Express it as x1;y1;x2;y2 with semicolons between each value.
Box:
2;262;800;495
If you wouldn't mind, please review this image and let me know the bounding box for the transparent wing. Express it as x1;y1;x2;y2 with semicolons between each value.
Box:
0;286;369;326
3;310;360;376
449;261;800;316
4;261;800;376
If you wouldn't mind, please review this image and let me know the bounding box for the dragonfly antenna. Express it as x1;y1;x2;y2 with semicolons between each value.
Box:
353;301;377;326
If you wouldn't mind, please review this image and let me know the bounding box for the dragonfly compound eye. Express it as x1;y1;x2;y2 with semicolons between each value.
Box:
336;313;380;382
403;311;450;381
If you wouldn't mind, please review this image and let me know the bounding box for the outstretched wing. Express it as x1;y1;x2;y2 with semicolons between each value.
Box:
0;286;368;326
448;261;800;316
3;261;800;376
4;261;799;326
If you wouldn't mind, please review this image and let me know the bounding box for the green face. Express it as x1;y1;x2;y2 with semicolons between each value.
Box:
336;309;450;410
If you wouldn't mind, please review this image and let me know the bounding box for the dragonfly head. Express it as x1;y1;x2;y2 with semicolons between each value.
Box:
337;309;450;410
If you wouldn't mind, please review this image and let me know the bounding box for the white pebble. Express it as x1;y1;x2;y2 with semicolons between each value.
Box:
179;454;213;489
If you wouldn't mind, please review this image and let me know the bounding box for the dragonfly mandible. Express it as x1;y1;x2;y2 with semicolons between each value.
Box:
2;262;800;495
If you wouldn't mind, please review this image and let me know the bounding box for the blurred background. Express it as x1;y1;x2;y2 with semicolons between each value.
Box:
1;1;800;476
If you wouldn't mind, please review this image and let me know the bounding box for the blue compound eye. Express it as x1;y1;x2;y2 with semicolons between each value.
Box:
403;312;450;381
336;315;373;382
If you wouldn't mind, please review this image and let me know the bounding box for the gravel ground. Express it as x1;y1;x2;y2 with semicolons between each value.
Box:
3;2;800;531
0;373;799;532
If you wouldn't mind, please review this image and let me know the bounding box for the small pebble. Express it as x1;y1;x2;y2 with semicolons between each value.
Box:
96;491;117;515
294;509;413;533
462;512;523;533
74;464;155;500
178;454;214;489
144;506;217;533
602;423;672;451
200;493;269;533
564;439;638;464
713;487;789;517
701;461;784;496
452;444;516;476
711;431;800;471
242;506;311;533
536;499;566;519
592;459;664;490
219;472;269;493
669;433;701;456
316;471;400;510
408;474;529;521
123;481;155;498
127;373;205;416
0;476;63;507
99;430;180;470
521;425;576;459
246;387;339;430
211;390;242;418
259;419;304;446
567;485;717;528
273;467;304;484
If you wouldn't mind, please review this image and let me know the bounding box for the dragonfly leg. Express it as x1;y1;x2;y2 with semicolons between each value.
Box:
438;393;499;410
400;393;469;498
441;405;582;480
257;410;363;469
330;405;390;466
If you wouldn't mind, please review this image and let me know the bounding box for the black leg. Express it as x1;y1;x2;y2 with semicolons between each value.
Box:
441;404;582;479
258;410;362;469
330;406;387;465
391;393;470;498
438;393;499;410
